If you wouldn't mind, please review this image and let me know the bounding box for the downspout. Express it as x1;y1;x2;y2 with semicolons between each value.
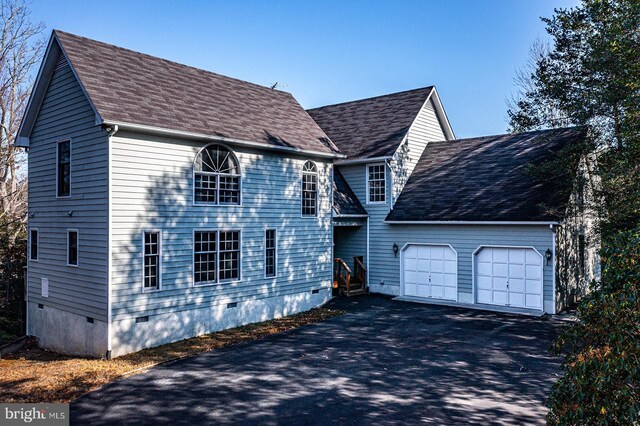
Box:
105;124;118;359
385;159;394;209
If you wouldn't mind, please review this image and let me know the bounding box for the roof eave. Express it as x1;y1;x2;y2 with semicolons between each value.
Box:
384;220;559;225
334;156;393;165
104;120;345;159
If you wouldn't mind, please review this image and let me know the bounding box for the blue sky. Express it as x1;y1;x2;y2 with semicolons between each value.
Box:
30;0;579;138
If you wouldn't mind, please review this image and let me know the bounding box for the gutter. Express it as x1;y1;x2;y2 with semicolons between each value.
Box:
334;214;369;218
384;220;560;225
102;120;345;160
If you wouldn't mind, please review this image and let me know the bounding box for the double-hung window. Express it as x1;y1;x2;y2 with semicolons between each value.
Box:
367;164;386;203
143;231;161;291
67;230;78;266
265;229;276;277
302;161;318;217
57;140;71;197
30;229;38;261
194;144;241;205
194;230;240;285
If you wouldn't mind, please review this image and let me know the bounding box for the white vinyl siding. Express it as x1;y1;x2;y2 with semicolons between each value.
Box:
26;54;109;322
109;131;333;324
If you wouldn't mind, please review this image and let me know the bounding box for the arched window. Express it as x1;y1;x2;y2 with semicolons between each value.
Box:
301;161;318;217
194;144;241;205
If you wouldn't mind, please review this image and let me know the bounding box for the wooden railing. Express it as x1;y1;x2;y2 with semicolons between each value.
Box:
334;257;367;297
354;256;366;288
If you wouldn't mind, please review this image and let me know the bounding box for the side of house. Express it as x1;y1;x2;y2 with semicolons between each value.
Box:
23;42;110;356
109;131;333;356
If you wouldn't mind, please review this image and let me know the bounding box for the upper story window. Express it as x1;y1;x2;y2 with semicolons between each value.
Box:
30;229;38;261
194;144;241;205
57;140;71;197
367;164;386;203
301;161;318;217
67;229;78;266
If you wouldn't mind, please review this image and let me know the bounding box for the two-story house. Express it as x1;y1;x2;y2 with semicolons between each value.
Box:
17;31;599;358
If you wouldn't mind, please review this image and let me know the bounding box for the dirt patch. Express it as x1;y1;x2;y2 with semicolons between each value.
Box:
0;307;344;403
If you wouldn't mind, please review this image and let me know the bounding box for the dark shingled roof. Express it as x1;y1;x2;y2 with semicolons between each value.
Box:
307;87;434;160
54;30;338;155
386;127;585;222
333;169;367;216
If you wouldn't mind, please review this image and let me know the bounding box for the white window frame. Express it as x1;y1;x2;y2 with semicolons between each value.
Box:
366;163;386;204
192;229;242;286
142;230;162;292
192;143;242;207
264;228;277;278
29;228;39;261
67;229;79;267
301;161;319;218
56;139;72;198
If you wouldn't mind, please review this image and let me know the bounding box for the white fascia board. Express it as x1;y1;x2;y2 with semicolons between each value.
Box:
104;120;345;160
17;32;104;146
430;88;456;141
334;156;393;165
384;220;559;225
334;214;369;218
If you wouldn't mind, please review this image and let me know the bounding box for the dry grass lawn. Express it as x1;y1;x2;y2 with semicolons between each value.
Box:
0;307;344;403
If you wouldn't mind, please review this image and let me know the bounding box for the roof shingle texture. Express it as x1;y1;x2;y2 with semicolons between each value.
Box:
307;87;434;160
333;169;367;216
54;30;338;155
386;127;585;222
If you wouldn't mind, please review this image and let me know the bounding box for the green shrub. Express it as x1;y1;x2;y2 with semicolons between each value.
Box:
548;226;640;425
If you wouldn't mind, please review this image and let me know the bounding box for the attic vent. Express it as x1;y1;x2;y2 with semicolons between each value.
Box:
54;53;69;71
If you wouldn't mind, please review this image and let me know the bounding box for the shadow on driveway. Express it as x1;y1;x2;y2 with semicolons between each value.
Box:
71;295;563;425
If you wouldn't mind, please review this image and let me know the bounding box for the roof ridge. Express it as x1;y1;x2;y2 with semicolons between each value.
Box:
53;29;293;99
426;126;582;145
307;86;434;111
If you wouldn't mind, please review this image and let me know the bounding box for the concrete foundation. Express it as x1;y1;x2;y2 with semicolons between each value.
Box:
28;302;108;358
111;287;332;357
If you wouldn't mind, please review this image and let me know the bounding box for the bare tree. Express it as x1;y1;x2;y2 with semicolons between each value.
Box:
0;0;44;243
506;38;571;132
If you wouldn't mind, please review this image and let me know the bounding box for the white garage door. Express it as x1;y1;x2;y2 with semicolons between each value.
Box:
475;247;543;310
403;244;457;301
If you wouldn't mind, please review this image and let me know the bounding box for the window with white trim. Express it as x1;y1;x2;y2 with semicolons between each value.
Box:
143;231;161;291
194;230;240;284
265;229;276;277
30;229;38;261
302;161;318;216
57;140;71;197
194;144;241;205
67;230;78;266
367;164;386;203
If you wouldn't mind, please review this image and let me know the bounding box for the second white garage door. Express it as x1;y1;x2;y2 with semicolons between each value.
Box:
475;247;543;310
403;244;457;301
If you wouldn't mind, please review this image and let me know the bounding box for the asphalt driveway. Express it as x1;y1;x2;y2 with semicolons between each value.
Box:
71;295;563;425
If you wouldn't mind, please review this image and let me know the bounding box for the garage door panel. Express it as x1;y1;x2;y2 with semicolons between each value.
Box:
525;265;541;279
493;263;508;277
444;260;456;274
417;246;430;260
475;247;543;311
405;283;418;297
509;264;524;278
509;278;525;293
405;270;417;284
509;292;525;308
526;294;542;308
431;273;444;285
526;250;541;263
492;291;508;305
444;287;457;300
477;275;492;290
477;261;492;276
477;289;492;304
526;279;542;294
444;273;457;286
